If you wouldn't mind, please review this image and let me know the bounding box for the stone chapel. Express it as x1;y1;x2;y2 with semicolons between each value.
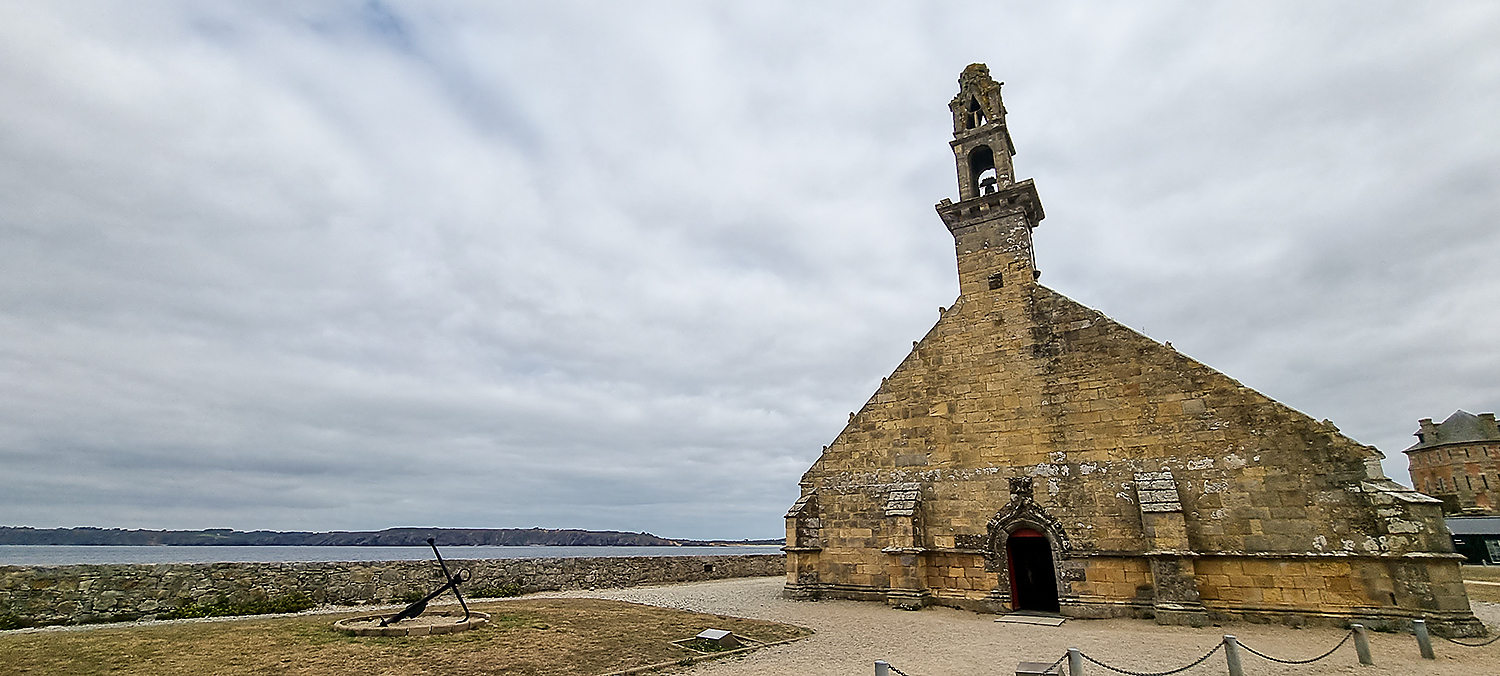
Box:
783;64;1480;635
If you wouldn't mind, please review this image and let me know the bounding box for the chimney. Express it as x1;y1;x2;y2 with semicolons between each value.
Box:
1417;418;1438;445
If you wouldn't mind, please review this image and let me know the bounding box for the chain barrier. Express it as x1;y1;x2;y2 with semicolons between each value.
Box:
1078;642;1223;676
1441;632;1500;647
882;624;1370;675
1237;629;1352;665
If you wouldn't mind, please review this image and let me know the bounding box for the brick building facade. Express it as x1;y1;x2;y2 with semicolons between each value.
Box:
1405;410;1500;515
783;64;1480;635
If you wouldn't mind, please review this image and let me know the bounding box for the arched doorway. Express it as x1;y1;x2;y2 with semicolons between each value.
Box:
1006;528;1059;612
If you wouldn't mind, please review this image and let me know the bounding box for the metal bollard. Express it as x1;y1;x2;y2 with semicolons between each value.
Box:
1352;623;1373;666
1413;619;1435;660
1068;647;1083;676
1223;635;1244;676
876;660;890;676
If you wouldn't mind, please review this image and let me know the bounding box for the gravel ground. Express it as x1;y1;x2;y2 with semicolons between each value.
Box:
535;577;1500;676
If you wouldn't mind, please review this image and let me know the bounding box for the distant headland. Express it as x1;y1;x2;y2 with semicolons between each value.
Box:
0;526;783;547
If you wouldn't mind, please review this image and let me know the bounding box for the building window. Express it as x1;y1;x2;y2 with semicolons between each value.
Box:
988;273;1003;290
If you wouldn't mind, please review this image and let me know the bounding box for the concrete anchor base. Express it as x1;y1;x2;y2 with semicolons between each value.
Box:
334;610;490;637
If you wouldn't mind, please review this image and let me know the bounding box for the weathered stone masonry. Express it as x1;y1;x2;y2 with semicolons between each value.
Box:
1;554;782;627
784;64;1481;636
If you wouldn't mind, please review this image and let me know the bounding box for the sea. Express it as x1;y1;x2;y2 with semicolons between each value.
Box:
0;545;784;566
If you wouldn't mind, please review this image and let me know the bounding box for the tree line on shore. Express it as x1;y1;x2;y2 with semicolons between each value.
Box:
0;526;783;547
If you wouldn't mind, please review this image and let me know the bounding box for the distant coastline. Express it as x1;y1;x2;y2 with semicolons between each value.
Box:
0;526;783;547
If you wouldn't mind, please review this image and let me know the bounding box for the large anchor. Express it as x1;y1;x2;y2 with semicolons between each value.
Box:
380;537;472;626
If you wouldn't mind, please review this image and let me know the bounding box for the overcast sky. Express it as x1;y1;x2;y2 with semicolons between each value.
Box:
1;2;1496;540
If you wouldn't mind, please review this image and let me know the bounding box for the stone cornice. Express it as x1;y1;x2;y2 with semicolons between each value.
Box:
936;179;1044;231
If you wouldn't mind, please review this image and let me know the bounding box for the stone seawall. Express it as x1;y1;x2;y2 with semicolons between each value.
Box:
0;553;785;627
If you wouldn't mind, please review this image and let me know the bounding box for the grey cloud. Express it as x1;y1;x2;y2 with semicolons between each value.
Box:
1;2;1496;537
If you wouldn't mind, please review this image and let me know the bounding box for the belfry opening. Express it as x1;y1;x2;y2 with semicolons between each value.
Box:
968;145;997;195
964;97;986;129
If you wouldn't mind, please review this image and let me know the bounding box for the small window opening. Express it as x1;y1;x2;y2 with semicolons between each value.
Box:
1467;475;1473;490
965;97;986;129
988;273;1003;290
1484;474;1490;490
1438;477;1446;492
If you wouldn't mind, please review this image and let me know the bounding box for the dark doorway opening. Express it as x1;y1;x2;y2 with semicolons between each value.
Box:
1007;528;1059;613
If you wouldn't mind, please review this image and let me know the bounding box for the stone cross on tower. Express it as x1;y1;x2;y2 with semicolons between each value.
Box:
936;64;1045;298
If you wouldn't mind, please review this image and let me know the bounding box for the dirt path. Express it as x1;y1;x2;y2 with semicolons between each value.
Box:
538;577;1500;676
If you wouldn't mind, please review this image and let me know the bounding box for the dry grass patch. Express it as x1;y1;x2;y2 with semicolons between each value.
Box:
1462;565;1500;582
0;598;811;676
1463;565;1500;604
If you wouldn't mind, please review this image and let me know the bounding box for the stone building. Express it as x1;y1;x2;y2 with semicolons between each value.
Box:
1405;410;1500;515
783;64;1480;634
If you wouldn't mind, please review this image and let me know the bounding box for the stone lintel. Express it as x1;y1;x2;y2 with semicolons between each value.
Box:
1361;480;1443;503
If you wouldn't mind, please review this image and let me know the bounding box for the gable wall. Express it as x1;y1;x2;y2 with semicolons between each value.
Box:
792;242;1473;630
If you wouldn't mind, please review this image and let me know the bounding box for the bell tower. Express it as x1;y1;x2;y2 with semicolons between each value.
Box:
935;64;1045;297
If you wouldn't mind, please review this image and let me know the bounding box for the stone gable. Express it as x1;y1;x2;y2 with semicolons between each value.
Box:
784;64;1480;636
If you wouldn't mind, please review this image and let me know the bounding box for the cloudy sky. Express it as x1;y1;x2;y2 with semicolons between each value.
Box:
1;2;1496;540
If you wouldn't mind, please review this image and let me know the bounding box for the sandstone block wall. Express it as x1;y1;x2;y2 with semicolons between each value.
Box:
789;275;1477;632
0;554;784;627
785;63;1479;636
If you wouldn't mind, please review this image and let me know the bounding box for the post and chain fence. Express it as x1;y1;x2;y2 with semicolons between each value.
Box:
1073;640;1224;676
876;622;1384;675
1237;630;1353;665
1440;631;1500;647
1407;617;1500;658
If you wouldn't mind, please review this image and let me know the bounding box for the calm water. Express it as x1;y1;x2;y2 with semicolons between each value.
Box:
0;545;784;566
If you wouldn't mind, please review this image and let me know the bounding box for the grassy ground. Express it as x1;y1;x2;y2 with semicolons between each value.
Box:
1462;564;1500;603
0;598;811;676
1462;565;1500;581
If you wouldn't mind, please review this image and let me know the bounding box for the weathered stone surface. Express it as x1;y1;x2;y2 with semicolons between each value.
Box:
0;554;782;627
783;63;1481;636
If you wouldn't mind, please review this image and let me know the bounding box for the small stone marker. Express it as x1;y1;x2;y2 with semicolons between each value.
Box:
1014;661;1059;676
695;628;740;649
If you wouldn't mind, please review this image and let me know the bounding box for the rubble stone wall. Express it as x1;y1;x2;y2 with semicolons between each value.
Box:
0;553;784;627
